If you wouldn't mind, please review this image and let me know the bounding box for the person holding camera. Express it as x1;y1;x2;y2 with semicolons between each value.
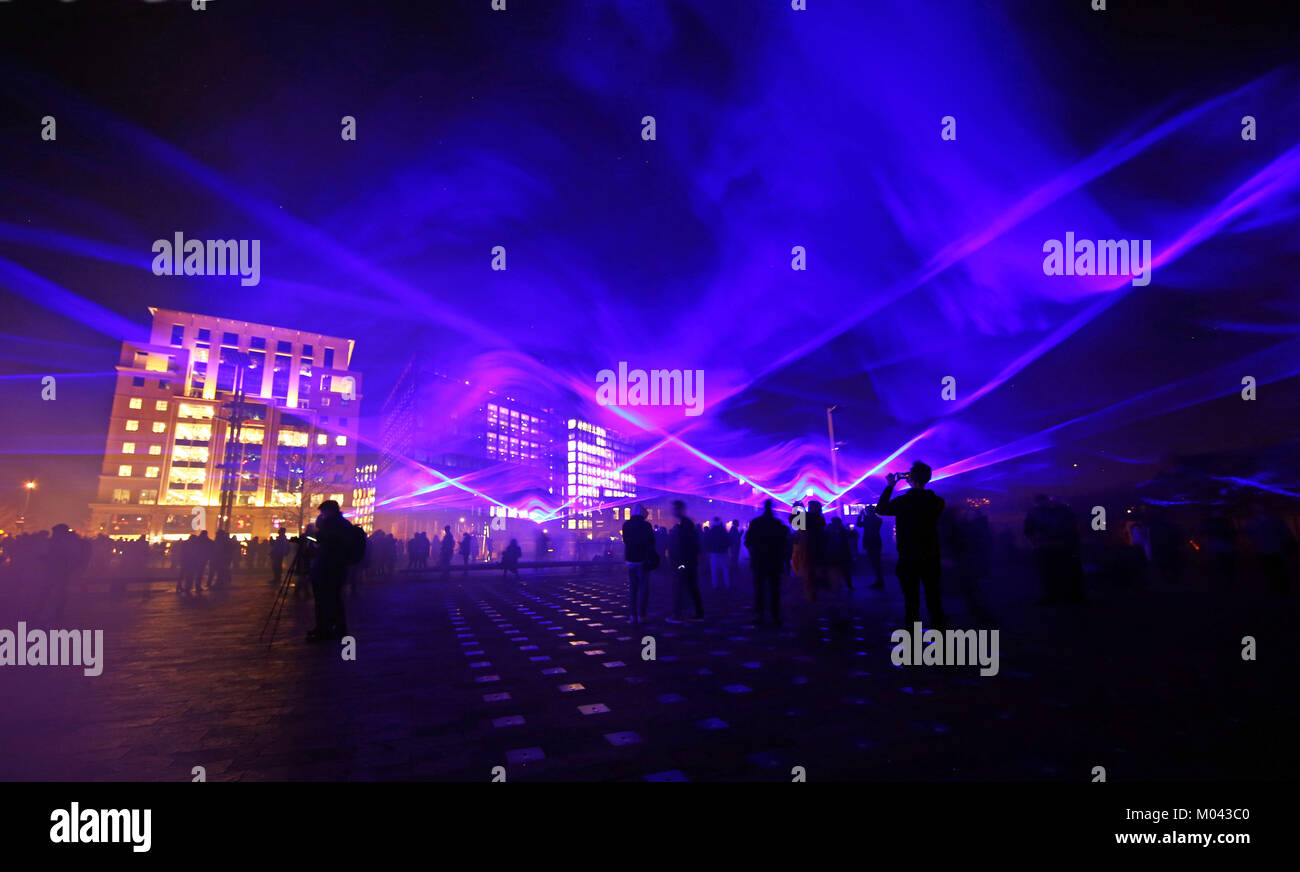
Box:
306;500;364;643
877;461;946;630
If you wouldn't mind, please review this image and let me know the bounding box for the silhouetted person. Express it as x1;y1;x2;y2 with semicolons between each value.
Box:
667;500;703;622
440;526;455;579
653;525;669;568
534;530;550;572
307;500;360;642
270;527;290;585
706;516;731;589
415;531;432;569
502;538;522;578
745;500;789;626
1200;511;1237;589
878;461;946;628
382;532;398;576
827;516;854;590
209;530;235;588
1025;494;1084;604
794;500;833;601
459;532;473;568
35;524;79;620
621;504;656;624
857;505;885;589
727;520;742;576
953;505;995;623
190;530;213;592
1245;505;1295;593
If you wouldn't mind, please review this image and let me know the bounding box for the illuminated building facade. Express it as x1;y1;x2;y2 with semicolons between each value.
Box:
377;358;560;547
563;418;637;537
88;308;364;539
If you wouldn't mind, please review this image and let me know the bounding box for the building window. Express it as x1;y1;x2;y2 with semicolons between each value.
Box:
122;442;136;454
335;435;347;446
149;444;162;456
316;434;328;446
170;325;185;346
118;465;132;477
155;400;169;411
129;397;143;409
133;377;145;387
139;490;156;505
152;422;167;434
277;340;292;354
250;336;266;350
112;489;131;504
125;420;140;431
145;467;160;478
175;422;212;441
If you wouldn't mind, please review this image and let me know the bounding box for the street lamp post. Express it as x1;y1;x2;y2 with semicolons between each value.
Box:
18;480;36;529
826;407;843;516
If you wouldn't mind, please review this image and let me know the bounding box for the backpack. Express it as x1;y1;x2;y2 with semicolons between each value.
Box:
344;522;368;565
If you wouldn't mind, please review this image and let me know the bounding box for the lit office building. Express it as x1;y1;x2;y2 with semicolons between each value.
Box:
89;308;364;540
377;357;559;547
353;453;379;534
563;418;637;536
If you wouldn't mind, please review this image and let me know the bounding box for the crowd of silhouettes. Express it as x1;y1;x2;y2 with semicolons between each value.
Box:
1;470;1295;644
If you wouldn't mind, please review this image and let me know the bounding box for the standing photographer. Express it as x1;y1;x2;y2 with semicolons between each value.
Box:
877;461;946;630
306;500;363;643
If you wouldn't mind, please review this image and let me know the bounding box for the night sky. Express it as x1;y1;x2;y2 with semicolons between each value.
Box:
2;0;1298;528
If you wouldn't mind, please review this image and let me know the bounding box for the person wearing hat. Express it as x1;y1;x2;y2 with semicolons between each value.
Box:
306;500;353;642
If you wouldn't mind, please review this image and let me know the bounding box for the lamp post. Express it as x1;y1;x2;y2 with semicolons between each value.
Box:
827;407;846;516
18;480;36;529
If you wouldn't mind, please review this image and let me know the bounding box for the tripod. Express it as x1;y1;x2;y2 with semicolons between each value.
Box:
259;536;312;648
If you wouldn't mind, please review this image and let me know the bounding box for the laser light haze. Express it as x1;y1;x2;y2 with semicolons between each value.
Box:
4;1;1299;520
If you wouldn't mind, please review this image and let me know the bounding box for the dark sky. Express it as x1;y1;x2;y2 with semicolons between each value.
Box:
2;0;1298;528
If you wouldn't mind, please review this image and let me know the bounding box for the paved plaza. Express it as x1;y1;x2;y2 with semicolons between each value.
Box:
1;562;1293;781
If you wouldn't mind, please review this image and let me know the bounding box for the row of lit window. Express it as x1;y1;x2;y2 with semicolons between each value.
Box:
487;404;542;422
119;465;160;478
125;420;168;434
567;464;635;483
128;398;170;412
111;489;159;505
569;442;616;460
568;473;632;488
122;443;163;456
567;419;607;437
567;485;635;498
169;325;338;365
